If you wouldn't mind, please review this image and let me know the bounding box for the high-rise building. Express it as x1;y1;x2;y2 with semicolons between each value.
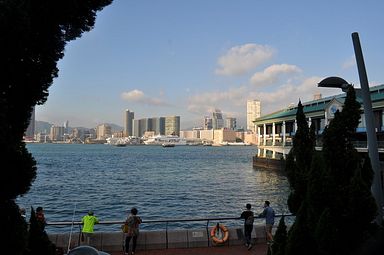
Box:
247;100;261;131
124;110;134;137
63;120;69;134
96;124;112;140
165;116;180;136
212;109;224;130
25;107;35;139
203;116;212;130
225;117;237;130
151;117;165;135
50;125;65;141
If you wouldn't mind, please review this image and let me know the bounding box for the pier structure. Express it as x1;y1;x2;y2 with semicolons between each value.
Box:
253;84;384;161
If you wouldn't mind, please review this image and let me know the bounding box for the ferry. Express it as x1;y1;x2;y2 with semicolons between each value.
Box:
144;135;187;146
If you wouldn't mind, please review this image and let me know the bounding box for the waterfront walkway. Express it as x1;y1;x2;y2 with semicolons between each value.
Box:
109;243;268;255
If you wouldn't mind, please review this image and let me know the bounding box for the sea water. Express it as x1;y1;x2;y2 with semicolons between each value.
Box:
17;144;290;232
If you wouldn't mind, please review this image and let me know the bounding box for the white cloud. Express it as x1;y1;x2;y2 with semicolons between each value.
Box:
342;56;356;70
187;75;339;119
250;64;302;87
187;86;247;114
121;89;145;101
121;89;170;106
248;76;337;114
215;43;275;76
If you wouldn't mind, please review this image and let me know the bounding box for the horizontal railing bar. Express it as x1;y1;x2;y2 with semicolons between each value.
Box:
46;214;293;226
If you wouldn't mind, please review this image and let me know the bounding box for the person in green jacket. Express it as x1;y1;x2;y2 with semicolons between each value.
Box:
81;210;99;245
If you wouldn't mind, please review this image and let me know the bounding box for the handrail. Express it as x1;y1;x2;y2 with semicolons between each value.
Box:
46;214;293;226
47;214;293;250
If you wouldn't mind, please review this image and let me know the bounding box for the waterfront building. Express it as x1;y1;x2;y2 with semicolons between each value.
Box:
63;120;69;135
247;99;261;132
124;109;134;137
50;125;65;141
133;119;143;137
254;84;384;158
225;117;237;130
180;130;200;139
213;129;236;144
96;124;112;140
203;116;213;130
236;130;257;145
151;117;165;135
165;116;180;136
200;129;214;141
212;109;224;130
25;106;35;140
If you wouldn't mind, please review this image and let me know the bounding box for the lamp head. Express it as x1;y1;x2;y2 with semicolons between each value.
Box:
318;76;351;92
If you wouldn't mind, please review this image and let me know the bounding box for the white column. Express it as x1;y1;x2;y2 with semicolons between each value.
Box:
263;123;266;146
257;126;261;146
294;119;297;133
282;121;286;146
308;117;312;127
272;122;276;146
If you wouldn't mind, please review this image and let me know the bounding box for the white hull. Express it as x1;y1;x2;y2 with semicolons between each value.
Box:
144;135;187;146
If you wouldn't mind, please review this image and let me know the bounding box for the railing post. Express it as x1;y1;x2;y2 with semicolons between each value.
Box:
206;219;210;247
166;221;168;249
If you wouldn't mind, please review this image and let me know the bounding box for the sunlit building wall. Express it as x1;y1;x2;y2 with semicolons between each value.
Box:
247;99;261;131
165;116;180;136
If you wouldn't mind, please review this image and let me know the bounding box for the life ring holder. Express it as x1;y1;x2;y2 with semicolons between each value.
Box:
210;223;229;244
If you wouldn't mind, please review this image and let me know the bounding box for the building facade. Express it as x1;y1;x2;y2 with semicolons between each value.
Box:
165;116;180;136
124;109;134;137
253;84;384;158
247;99;261;132
212;109;224;130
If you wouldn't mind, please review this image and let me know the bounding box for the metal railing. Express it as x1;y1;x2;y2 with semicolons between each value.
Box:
47;214;293;249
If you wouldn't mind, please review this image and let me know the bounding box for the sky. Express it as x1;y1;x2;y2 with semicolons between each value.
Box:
36;0;384;130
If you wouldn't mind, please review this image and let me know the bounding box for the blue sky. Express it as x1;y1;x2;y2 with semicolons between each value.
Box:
36;0;384;129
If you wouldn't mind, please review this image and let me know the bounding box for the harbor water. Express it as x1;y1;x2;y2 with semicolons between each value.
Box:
17;144;290;232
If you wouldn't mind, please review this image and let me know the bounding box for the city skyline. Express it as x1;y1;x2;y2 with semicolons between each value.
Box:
35;0;384;129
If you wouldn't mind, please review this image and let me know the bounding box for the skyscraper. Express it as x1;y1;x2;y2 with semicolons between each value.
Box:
204;116;213;130
247;100;261;131
225;117;237;130
212;109;224;130
165;116;180;136
124;109;134;137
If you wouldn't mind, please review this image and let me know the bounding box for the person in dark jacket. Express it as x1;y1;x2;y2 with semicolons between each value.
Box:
240;203;254;250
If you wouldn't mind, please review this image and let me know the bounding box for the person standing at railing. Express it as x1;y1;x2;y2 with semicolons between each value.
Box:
81;210;99;245
124;207;142;255
258;201;275;244
240;203;254;250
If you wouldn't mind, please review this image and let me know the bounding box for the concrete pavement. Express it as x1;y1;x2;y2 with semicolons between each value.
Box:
110;243;269;255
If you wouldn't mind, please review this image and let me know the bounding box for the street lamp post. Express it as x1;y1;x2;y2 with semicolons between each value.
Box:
318;32;383;225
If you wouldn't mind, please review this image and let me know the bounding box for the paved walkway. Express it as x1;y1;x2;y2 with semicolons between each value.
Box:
110;244;268;255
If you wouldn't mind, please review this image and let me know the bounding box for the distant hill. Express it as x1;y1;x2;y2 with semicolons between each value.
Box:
106;123;124;132
35;120;123;133
35;121;52;134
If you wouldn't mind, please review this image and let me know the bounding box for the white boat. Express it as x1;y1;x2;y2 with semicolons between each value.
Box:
227;142;251;146
144;135;187;145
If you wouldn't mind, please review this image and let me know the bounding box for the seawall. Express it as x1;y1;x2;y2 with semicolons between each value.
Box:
49;225;268;253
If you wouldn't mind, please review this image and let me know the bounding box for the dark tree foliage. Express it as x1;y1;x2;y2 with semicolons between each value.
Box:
286;201;317;255
272;216;288;255
0;1;112;253
286;101;315;214
28;207;55;255
285;86;378;255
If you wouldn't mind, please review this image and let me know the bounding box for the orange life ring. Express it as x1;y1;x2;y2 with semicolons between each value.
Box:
210;224;229;244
